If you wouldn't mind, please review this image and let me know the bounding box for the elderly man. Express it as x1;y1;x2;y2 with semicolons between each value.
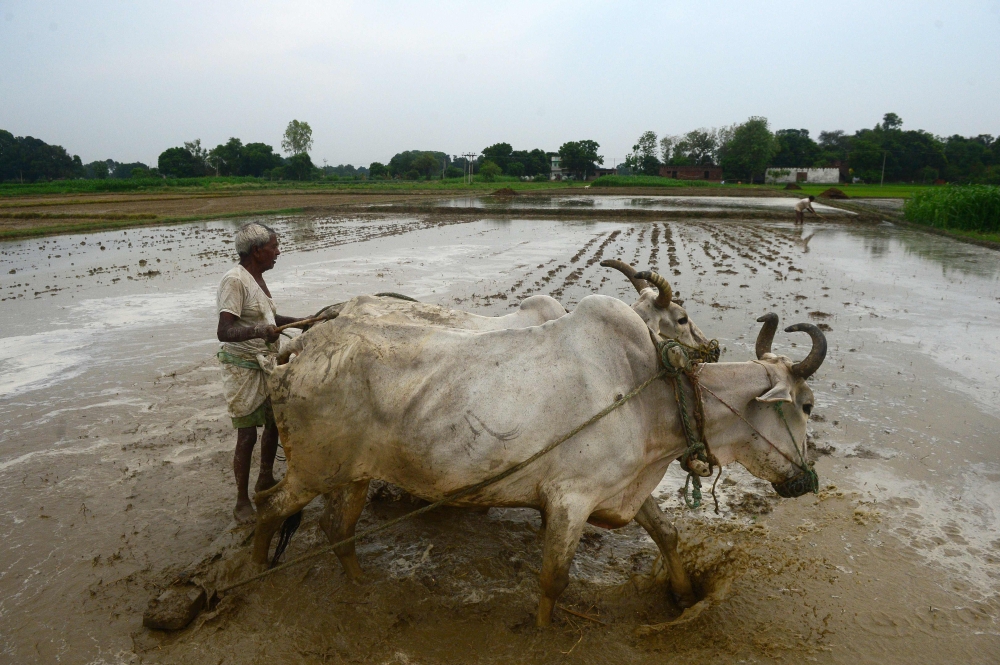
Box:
216;222;307;523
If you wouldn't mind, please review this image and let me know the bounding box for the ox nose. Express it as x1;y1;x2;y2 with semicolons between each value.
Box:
771;468;819;498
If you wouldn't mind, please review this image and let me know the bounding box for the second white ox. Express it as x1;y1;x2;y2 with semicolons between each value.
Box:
254;289;826;626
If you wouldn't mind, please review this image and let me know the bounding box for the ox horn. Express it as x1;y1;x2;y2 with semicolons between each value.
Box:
633;270;673;308
599;259;650;294
784;323;828;379
755;313;779;359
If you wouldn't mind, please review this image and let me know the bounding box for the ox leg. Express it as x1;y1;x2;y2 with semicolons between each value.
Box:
251;473;318;565
319;480;370;581
536;498;589;627
633;495;695;607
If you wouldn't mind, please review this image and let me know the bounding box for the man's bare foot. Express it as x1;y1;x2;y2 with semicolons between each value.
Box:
254;475;277;494
234;502;256;525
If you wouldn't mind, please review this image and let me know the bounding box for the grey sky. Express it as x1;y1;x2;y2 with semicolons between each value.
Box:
2;1;998;168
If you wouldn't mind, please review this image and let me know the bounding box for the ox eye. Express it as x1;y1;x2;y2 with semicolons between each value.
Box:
803;404;813;415
677;317;688;325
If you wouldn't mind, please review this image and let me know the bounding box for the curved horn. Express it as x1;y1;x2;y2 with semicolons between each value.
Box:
634;270;673;308
784;323;828;379
600;259;650;294
755;313;779;359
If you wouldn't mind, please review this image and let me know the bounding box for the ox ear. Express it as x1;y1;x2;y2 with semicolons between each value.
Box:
756;383;793;404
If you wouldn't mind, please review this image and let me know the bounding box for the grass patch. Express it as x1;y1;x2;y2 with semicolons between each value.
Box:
589;175;719;188
903;185;1000;234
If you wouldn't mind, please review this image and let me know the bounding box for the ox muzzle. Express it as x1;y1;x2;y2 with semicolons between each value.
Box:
771;466;819;498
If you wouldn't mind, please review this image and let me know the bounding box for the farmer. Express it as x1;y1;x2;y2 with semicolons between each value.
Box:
795;196;817;224
216;222;307;523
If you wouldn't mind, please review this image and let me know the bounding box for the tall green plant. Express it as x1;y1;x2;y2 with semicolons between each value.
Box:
904;185;1000;234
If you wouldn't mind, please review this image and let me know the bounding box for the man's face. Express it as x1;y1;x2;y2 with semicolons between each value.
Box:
255;235;280;271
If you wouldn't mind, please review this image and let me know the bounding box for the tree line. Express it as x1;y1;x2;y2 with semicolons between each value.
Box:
3;114;997;184
624;113;999;184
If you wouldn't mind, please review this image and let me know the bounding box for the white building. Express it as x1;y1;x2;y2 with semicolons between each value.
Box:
550;155;565;180
765;167;840;184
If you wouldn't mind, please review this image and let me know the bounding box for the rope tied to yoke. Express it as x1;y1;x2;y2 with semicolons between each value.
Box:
655;338;720;509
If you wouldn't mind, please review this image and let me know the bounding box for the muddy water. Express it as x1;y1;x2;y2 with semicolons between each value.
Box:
0;211;998;663
436;194;851;215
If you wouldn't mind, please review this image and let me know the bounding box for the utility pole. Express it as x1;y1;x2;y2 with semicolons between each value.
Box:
462;153;477;185
880;151;887;187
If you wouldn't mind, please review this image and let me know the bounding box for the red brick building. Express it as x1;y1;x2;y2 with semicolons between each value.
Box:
659;165;723;182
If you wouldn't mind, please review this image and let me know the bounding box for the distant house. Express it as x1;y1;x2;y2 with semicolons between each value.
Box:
550;155;565;180
765;168;840;184
590;167;617;180
658;165;723;182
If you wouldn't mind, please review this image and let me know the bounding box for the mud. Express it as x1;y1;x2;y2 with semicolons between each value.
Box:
1;207;999;663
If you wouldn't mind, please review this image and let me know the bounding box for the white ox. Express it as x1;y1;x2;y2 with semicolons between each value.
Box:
273;264;711;605
254;291;826;626
290;260;707;348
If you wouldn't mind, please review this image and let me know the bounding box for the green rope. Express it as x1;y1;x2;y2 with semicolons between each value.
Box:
656;339;721;510
216;351;262;370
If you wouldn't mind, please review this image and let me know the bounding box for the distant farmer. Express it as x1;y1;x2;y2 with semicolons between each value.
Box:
795;196;817;224
216;223;307;523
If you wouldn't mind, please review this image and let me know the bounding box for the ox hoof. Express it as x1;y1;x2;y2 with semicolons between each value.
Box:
233;504;256;525
672;589;698;609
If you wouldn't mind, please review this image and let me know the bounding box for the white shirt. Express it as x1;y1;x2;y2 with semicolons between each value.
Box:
216;264;277;360
795;198;815;213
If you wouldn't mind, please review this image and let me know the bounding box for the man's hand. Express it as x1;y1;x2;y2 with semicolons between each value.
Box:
256;325;281;344
218;312;281;344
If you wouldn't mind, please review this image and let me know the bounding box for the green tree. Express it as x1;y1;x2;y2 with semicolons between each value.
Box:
558;140;603;179
387;150;448;177
208;137;243;176
510;148;550;176
281;120;313;156
285;152;315;180
482;143;513;172
672;129;719;165
720;116;777;182
411;152;440;177
771;129;821;167
92;160;109;179
880;112;903;131
479;160;502;182
368;161;389;179
157;146;205;177
0;130;80;182
183;139;207;168
239;142;282;177
625;131;660;175
444;165;463;178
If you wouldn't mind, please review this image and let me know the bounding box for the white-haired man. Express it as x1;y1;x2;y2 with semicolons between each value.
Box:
216;222;308;523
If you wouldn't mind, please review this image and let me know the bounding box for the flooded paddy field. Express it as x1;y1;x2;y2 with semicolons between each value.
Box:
435;194;849;213
1;205;998;663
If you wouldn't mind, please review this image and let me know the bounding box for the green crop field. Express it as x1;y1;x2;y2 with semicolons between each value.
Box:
904;185;1000;240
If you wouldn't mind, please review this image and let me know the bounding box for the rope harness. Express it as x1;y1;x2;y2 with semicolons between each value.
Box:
654;339;719;509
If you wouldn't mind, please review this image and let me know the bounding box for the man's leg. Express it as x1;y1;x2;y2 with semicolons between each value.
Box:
256;419;279;494
234;426;259;523
795;210;804;224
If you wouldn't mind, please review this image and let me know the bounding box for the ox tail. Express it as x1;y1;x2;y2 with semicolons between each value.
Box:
269;510;303;568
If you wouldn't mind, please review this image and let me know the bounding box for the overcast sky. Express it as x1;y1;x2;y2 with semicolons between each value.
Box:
2;1;998;167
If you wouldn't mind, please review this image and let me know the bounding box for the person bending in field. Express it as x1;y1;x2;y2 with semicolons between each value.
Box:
795;196;817;224
216;223;309;524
